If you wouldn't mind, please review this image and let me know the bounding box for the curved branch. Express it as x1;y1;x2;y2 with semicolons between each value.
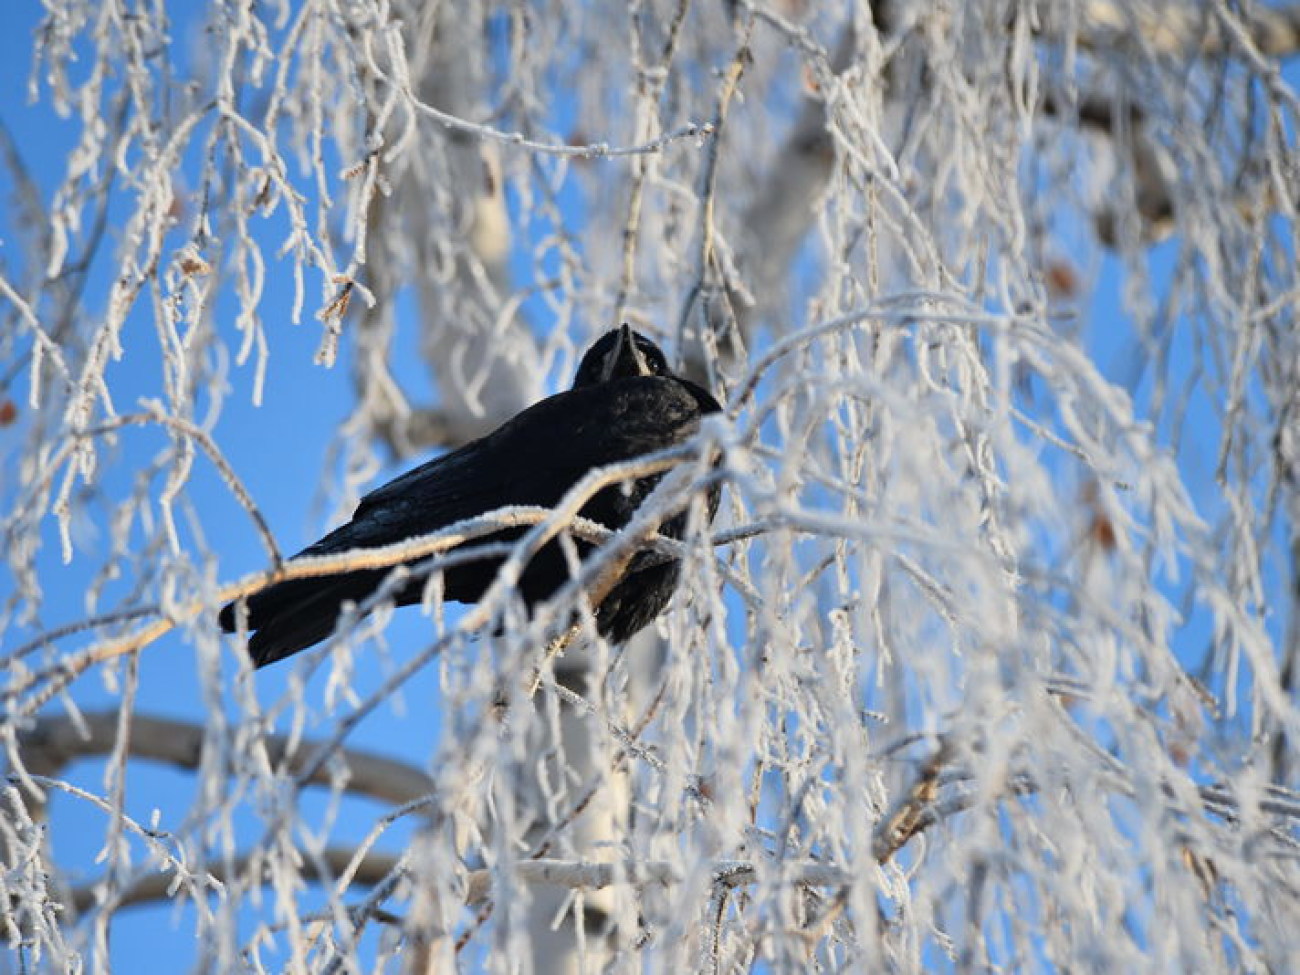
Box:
68;847;403;915
14;711;435;808
66;851;847;918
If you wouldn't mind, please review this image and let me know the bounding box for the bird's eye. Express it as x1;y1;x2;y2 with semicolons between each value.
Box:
638;343;667;375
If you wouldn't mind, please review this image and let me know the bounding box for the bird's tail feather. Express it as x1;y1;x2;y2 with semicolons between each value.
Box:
222;571;386;668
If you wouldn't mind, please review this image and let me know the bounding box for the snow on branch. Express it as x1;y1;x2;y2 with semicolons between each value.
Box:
3;0;1300;970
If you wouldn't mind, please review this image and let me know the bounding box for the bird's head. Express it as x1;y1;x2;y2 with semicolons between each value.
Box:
572;324;671;388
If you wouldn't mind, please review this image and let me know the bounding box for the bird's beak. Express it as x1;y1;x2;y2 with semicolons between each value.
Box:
602;322;653;380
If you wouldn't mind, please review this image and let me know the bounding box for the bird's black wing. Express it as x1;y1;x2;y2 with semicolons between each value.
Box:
351;375;712;531
339;378;706;543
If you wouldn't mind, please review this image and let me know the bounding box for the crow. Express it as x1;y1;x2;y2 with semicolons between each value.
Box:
219;325;722;667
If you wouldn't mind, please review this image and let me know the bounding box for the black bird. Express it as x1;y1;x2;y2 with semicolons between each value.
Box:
220;325;722;667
